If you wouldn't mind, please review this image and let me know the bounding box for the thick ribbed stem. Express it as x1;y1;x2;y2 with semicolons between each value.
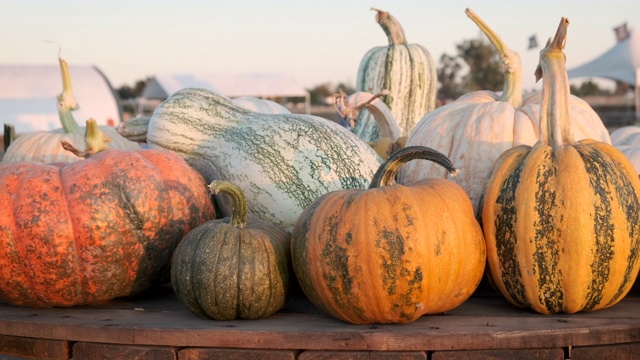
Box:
57;57;82;134
536;17;573;147
465;8;522;107
372;8;407;45
208;181;248;229
60;118;111;158
369;146;459;188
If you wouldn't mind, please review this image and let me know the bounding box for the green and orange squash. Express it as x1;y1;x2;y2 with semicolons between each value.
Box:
481;18;640;314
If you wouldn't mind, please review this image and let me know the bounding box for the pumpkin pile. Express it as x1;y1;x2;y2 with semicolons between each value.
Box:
0;7;638;329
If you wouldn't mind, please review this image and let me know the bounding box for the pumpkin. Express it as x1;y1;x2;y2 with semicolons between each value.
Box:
609;126;640;173
353;7;437;143
146;87;382;231
0;119;215;307
171;180;291;320
481;18;640;314
397;8;611;217
2;56;140;164
334;90;406;160
291;146;486;324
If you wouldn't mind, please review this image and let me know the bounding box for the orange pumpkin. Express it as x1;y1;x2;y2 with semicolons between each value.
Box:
0;141;215;307
291;146;486;324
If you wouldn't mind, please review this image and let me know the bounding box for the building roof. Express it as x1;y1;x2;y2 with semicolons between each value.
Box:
0;64;122;133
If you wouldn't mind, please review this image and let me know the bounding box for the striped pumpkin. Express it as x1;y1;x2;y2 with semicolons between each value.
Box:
397;9;610;217
3;57;139;164
353;8;437;143
146;88;382;231
292;146;486;324
481;18;640;314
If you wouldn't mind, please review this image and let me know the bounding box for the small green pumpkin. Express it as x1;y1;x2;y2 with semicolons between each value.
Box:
171;180;291;320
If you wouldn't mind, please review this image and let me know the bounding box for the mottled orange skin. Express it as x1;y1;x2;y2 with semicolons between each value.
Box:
292;178;486;324
0;149;215;307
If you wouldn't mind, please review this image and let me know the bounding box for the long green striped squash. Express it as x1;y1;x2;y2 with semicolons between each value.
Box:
353;8;437;143
481;18;640;314
146;88;382;231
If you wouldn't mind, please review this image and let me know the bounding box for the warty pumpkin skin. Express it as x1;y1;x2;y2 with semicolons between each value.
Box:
354;8;437;143
397;9;611;217
171;180;291;320
291;146;486;324
481;18;640;314
0;146;215;308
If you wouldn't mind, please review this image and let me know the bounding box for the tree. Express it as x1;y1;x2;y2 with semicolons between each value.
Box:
117;79;147;100
307;82;355;105
436;35;505;101
570;80;612;97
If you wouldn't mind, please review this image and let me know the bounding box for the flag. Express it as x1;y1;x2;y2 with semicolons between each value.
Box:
528;34;538;50
614;23;630;42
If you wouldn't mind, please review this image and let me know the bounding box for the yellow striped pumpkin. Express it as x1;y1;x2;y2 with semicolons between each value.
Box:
481;18;640;314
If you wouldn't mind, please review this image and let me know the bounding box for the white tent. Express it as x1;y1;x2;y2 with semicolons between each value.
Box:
567;28;640;120
140;73;310;113
0;64;122;134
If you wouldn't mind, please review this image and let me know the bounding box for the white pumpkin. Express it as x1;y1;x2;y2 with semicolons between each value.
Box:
397;9;611;216
2;57;139;164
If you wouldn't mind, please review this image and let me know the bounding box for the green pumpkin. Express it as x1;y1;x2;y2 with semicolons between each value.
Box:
171;180;291;320
354;8;437;143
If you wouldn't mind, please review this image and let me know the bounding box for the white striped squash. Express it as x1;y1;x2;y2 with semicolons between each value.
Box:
482;18;640;314
146;88;382;231
353;8;437;143
2;57;139;164
231;96;291;114
397;9;610;216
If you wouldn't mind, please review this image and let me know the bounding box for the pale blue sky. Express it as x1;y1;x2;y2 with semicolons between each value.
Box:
2;0;638;92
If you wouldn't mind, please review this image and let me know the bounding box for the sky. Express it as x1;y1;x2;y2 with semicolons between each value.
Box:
2;0;639;93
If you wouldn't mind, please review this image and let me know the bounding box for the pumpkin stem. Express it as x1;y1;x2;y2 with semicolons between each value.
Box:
465;8;522;108
369;146;459;188
57;56;83;134
535;17;573;147
333;90;401;146
208;180;248;229
372;8;407;45
60;118;111;158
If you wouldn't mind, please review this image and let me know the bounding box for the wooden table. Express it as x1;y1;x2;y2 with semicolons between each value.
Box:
0;284;638;360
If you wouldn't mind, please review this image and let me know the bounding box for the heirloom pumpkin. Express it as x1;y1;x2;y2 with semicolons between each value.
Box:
292;146;486;324
353;8;437;143
146;87;382;231
0;120;215;307
397;9;610;216
481;18;640;314
2;56;140;164
171;180;291;320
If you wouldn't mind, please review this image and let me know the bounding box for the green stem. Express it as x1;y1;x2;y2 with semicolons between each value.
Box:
465;8;522;107
208;180;248;228
60;118;111;158
536;17;573;147
369;146;459;188
57;57;82;134
372;8;407;45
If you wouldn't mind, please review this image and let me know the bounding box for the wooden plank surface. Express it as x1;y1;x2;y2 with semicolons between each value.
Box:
0;284;638;352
